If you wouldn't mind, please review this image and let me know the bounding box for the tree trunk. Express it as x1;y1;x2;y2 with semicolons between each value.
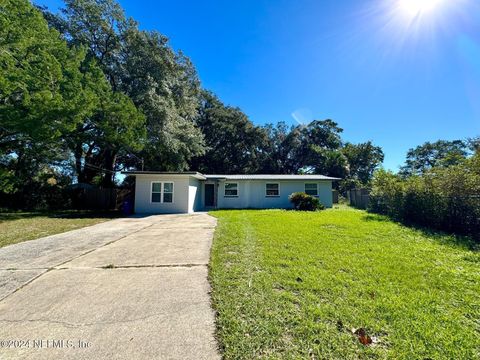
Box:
74;142;85;183
101;149;117;188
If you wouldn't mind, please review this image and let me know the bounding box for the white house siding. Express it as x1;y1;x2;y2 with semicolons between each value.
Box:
216;180;333;209
134;175;191;213
188;177;202;213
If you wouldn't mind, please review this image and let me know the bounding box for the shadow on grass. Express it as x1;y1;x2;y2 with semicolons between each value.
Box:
0;210;123;222
362;213;391;222
360;212;478;251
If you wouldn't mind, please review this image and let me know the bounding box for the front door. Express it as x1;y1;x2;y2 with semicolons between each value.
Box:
205;184;215;207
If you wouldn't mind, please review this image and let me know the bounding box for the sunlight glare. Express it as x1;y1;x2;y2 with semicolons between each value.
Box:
400;0;445;18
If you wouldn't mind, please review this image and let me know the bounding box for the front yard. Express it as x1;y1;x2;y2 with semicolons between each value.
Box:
0;211;120;248
209;207;479;359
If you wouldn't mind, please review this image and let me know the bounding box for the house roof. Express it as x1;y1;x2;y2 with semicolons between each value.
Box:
204;174;341;180
122;171;340;181
121;171;207;180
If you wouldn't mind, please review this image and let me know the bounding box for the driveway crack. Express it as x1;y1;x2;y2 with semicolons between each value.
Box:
64;263;208;269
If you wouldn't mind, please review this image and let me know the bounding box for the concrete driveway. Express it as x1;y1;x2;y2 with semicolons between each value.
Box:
0;213;220;360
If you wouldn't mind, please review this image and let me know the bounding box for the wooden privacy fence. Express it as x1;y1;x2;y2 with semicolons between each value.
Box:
69;187;132;210
332;190;339;204
347;188;370;209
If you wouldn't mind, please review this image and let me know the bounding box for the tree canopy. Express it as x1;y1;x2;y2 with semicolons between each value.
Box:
191;91;267;174
400;140;471;177
342;141;384;187
50;0;205;177
1;0;88;193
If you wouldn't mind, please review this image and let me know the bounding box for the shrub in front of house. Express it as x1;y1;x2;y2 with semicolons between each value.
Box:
289;192;325;211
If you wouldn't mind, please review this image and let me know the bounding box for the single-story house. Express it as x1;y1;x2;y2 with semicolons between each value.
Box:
122;171;340;214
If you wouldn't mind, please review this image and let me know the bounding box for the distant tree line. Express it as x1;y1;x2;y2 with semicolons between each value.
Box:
0;0;385;209
369;138;480;241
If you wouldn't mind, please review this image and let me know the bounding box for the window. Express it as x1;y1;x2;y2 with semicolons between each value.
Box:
265;183;280;197
163;182;174;203
305;183;318;196
151;182;174;203
224;182;238;197
151;182;162;203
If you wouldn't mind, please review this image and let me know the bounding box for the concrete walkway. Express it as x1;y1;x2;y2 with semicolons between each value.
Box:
0;213;220;360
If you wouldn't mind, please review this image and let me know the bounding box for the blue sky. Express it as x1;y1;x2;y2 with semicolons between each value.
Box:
38;0;480;170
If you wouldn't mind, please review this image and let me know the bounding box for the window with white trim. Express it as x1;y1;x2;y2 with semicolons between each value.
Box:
305;183;318;196
151;182;174;203
151;182;162;203
224;182;238;197
265;183;280;197
163;182;174;203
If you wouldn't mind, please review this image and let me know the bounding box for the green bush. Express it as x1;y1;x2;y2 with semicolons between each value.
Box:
369;169;405;219
369;154;480;241
289;192;325;211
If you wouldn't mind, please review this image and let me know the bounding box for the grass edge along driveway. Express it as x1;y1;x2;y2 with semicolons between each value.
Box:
0;211;120;249
209;207;479;360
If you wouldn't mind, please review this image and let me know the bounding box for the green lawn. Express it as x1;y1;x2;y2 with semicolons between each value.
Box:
209;207;479;360
0;211;120;248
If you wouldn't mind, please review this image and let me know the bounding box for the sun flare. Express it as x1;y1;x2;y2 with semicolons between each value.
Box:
400;0;445;17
